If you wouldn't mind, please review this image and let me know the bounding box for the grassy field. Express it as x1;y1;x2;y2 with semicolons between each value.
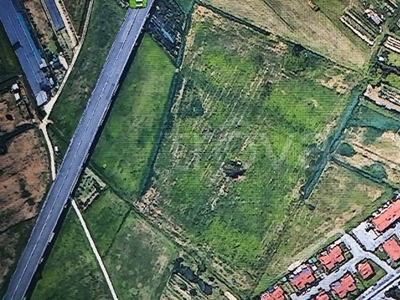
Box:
0;23;21;84
83;189;130;255
63;0;90;33
103;213;176;299
255;162;391;294
201;0;369;68
150;5;353;275
49;0;125;141
91;35;175;199
32;210;112;299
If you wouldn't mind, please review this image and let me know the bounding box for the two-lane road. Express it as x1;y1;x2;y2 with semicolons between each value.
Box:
4;2;154;299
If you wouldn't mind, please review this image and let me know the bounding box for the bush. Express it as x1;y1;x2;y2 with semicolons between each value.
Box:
362;163;388;181
337;142;356;157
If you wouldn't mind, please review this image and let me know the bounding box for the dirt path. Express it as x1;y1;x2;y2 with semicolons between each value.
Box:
71;200;119;300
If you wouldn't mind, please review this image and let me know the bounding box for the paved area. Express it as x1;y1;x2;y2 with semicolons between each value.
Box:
3;3;154;299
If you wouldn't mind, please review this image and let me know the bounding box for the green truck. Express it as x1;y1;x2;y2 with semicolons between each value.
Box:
129;0;147;8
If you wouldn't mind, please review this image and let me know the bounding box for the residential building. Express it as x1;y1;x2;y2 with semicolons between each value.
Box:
357;261;374;280
331;274;357;299
318;245;345;271
313;292;330;300
383;237;400;262
372;200;400;232
289;265;316;291
261;286;286;300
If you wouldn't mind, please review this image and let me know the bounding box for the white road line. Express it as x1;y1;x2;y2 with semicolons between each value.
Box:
71;200;119;300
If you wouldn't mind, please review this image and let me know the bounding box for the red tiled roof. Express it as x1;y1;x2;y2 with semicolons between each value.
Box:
318;245;345;271
331;274;357;299
383;237;400;261
289;266;316;291
261;286;286;300
357;261;374;280
372;200;400;232
313;292;330;300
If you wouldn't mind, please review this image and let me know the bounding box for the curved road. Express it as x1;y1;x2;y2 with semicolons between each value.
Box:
4;3;154;299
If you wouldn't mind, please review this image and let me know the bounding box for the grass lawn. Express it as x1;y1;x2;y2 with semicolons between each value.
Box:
254;162;390;294
104;213;176;299
83;189;130;255
0;23;21;84
49;0;125;140
32;210;112;299
151;6;353;276
384;74;400;90
91;34;175;199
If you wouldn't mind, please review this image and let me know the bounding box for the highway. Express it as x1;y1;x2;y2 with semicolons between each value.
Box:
4;2;154;299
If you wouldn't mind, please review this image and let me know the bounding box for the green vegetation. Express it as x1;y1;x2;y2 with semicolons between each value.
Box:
255;163;391;293
104;213;176;299
387;51;400;68
0;23;21;84
153;12;351;273
362;162;388;181
63;0;91;32
384;73;400;90
83;189;130;255
32;210;111;299
50;0;125;140
337;142;356;157
91;35;174;199
348;102;400;132
357;260;386;290
176;0;193;12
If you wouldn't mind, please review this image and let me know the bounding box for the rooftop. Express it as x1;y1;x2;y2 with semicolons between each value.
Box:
318;245;345;271
372;200;400;232
331;274;357;299
261;286;286;300
289;266;316;291
357;261;374;280
383;237;400;262
313;292;330;300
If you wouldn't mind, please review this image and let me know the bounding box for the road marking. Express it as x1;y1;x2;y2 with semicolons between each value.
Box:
71;200;119;300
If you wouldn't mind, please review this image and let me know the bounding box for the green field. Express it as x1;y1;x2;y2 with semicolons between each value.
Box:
255;163;390;293
0;23;21;84
176;0;193;12
83;189;130;255
103;213;176;299
32;210;112;299
50;0;125;141
91;35;174;199
151;8;352;276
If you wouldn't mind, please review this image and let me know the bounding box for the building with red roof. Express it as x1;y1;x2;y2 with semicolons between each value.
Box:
318;245;345;271
383;237;400;262
260;286;286;300
372;200;400;232
331;274;357;299
313;292;330;300
289;266;316;291
357;261;374;280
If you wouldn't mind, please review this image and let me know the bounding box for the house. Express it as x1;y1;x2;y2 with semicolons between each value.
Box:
261;286;286;300
313;292;330;300
365;9;383;26
318;245;345;271
331;274;357;299
357;261;374;280
372;200;400;232
289;266;316;291
383;237;400;262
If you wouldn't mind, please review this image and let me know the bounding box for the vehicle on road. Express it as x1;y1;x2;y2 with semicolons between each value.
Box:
130;0;147;8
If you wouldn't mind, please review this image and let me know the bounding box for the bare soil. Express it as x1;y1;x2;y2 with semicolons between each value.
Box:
201;0;367;67
0;129;50;232
0;91;30;134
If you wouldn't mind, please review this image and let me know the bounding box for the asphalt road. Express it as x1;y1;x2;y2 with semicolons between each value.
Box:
4;3;154;299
